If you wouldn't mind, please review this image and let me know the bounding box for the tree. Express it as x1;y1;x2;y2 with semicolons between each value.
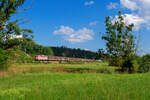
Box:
0;0;33;68
102;11;135;58
19;39;53;56
102;11;136;71
97;49;107;60
0;0;33;50
139;54;150;73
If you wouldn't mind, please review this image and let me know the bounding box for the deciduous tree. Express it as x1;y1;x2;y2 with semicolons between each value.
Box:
102;11;136;72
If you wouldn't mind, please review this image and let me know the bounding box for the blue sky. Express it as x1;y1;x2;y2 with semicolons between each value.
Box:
19;0;150;54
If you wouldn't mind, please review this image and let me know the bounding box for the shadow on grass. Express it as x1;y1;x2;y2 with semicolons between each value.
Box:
51;67;114;74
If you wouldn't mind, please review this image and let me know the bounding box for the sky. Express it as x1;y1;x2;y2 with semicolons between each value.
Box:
18;0;150;54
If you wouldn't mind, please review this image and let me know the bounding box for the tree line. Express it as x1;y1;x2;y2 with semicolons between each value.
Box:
51;46;99;59
18;39;100;60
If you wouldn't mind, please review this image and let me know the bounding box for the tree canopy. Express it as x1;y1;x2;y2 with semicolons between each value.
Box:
0;0;33;50
102;11;135;58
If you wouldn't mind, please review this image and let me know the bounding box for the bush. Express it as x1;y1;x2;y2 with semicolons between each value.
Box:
108;56;123;67
122;56;139;73
139;62;150;73
6;49;33;64
131;59;139;72
138;54;150;73
98;67;115;74
0;48;8;69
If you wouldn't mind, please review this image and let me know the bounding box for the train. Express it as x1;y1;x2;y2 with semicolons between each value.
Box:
35;55;101;62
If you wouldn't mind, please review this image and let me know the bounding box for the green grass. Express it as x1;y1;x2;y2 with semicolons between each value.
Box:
17;62;109;69
11;62;115;74
0;63;150;100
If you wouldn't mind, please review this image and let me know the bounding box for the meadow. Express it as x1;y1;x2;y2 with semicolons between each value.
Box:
0;62;150;100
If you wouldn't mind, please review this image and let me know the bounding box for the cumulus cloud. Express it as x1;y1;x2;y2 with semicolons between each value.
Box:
119;0;150;30
112;14;145;30
107;2;119;9
88;21;98;26
108;0;150;30
120;0;137;11
53;26;94;43
124;14;146;30
84;1;95;6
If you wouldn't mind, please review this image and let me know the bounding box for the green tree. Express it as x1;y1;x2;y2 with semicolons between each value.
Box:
0;0;33;68
97;49;107;60
102;11;135;57
139;54;150;73
0;0;33;50
102;11;136;71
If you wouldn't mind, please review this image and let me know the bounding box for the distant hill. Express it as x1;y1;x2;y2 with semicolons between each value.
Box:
51;46;98;59
18;39;99;59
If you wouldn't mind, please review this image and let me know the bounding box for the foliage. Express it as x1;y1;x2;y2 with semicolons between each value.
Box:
132;59;139;72
122;56;139;73
0;21;33;50
102;11;136;72
0;48;8;69
108;56;123;67
0;0;33;70
19;39;53;56
139;54;150;73
102;11;135;57
51;46;99;59
98;67;114;74
6;49;33;64
0;0;33;50
19;42;98;59
97;48;108;61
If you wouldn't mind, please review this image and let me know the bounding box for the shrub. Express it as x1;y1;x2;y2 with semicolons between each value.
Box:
139;62;150;73
108;56;123;67
138;54;150;73
131;59;139;72
122;56;139;73
0;48;8;69
98;67;115;74
6;49;33;64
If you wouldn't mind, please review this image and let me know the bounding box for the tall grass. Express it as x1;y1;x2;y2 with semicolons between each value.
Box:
0;63;149;100
0;73;150;100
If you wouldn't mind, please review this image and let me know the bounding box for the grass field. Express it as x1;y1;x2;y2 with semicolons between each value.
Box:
0;63;150;100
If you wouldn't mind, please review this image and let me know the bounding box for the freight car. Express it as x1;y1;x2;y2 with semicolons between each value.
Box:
35;55;101;62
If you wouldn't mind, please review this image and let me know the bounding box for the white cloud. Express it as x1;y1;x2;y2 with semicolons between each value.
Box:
112;14;145;30
120;0;138;11
109;0;150;30
53;25;94;43
124;14;146;30
54;26;74;35
84;1;95;6
88;21;98;26
10;35;23;39
107;2;119;9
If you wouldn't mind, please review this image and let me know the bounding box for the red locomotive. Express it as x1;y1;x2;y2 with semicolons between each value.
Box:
35;55;48;61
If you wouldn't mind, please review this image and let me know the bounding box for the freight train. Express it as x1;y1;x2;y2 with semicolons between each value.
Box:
35;55;101;62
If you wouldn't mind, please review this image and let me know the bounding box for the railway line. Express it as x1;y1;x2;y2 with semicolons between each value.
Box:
35;55;101;62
